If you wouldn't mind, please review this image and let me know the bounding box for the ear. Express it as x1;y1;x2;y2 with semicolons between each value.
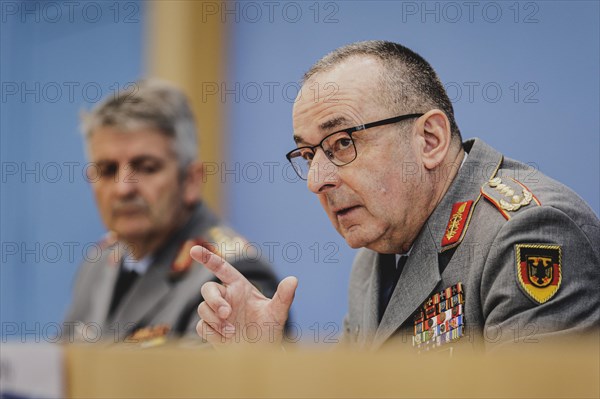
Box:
416;109;452;171
182;161;204;206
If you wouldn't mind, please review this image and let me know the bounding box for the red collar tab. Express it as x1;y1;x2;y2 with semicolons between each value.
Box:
441;200;474;248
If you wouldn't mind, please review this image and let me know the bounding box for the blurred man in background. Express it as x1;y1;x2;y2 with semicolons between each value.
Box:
65;79;279;342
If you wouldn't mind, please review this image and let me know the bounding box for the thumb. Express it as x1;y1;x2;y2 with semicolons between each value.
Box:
270;276;298;320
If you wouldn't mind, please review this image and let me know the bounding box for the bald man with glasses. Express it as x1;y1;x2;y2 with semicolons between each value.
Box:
193;41;599;351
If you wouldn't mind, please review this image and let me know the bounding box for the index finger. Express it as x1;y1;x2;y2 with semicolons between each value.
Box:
190;245;245;285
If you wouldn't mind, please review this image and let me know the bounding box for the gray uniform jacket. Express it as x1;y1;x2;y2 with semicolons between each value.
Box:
65;202;279;341
343;138;599;350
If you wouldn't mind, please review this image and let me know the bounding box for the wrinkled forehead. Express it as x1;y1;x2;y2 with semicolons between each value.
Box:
292;59;385;144
295;56;384;104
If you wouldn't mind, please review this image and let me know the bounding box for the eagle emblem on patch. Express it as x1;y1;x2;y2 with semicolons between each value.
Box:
515;244;562;304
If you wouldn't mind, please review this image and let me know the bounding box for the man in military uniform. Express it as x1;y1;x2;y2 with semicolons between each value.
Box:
192;41;599;349
65;79;279;342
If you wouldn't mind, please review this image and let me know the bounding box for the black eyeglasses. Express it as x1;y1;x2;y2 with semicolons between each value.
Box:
285;113;423;180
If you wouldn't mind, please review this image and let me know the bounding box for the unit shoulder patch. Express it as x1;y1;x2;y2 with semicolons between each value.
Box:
481;176;540;220
515;244;562;304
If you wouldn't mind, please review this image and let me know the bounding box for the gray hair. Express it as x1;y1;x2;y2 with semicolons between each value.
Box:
303;40;461;140
81;78;198;167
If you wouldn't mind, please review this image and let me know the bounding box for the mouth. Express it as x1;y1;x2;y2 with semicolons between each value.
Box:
335;205;362;218
113;207;146;216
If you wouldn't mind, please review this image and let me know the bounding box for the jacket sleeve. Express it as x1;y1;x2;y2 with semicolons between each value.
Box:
479;205;600;348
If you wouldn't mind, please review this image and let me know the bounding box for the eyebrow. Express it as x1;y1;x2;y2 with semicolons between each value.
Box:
129;155;164;166
293;116;352;145
319;116;350;131
94;155;164;166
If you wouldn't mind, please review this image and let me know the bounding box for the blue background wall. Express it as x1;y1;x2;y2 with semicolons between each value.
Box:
1;1;598;343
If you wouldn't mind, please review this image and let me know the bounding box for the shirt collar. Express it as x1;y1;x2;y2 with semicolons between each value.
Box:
122;253;153;275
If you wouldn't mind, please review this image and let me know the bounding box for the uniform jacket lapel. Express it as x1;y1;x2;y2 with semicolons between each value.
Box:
109;203;217;333
358;257;381;347
373;227;441;349
371;139;503;349
88;256;120;327
110;252;173;331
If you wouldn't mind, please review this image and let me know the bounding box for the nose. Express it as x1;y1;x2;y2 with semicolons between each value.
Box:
307;149;341;194
113;165;138;197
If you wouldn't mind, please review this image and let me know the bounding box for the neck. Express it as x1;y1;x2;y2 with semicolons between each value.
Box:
437;144;465;200
122;207;193;260
124;239;157;260
427;144;465;215
394;144;465;254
